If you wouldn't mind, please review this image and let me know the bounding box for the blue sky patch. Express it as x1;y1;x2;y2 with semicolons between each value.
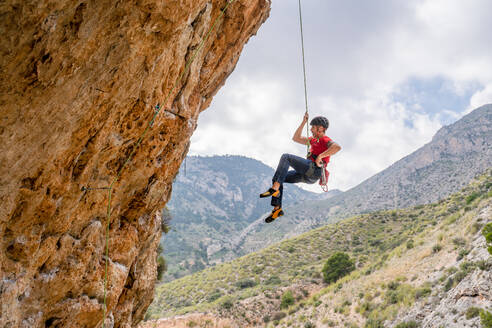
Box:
391;76;482;125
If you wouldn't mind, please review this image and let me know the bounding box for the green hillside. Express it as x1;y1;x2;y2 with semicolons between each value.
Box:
147;170;491;321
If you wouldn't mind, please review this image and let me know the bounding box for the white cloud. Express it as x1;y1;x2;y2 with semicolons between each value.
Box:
468;85;492;112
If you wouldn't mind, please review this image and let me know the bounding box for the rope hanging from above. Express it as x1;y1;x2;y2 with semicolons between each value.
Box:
297;0;330;192
297;0;309;153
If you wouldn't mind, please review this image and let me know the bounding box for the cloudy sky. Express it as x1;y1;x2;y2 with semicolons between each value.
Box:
189;0;492;192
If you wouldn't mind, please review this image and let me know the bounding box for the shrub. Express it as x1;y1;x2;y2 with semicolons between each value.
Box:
343;299;352;306
482;222;492;255
454;270;467;283
477;260;491;271
432;244;442;253
395;321;419;328
235;279;257;289
161;207;172;233
359;301;373;316
387;281;400;290
286;245;296;253
220;296;234;309
252;266;263;274
386;290;399;304
480;310;492;328
444;278;454;292
465;192;480;204
452;237;466;247
281;290;295;309
465;307;480;319
322;252;355;284
406;239;414;249
304;322;315;328
265;275;282;285
415;287;431;299
365;318;384;328
156;256;167;281
207;290;223;302
457;249;470;261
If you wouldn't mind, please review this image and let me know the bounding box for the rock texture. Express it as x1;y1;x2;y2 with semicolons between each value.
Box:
0;0;270;327
393;205;492;328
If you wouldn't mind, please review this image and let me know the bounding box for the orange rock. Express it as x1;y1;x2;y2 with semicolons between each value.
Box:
0;0;270;326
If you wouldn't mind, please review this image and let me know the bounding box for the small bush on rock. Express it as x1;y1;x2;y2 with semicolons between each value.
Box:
482;222;492;255
465;307;480;319
481;310;492;328
395;321;419;328
281;290;295;309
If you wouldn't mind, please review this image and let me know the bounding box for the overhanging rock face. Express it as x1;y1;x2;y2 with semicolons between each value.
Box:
0;1;270;327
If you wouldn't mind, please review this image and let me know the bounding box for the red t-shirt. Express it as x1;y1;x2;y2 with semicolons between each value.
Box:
309;136;332;164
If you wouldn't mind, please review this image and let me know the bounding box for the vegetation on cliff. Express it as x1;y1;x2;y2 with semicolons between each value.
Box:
147;170;491;327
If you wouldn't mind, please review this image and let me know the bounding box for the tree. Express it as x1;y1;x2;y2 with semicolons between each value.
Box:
156;256;167;281
322;252;355;284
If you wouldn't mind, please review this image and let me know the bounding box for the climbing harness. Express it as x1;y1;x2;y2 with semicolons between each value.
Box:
81;1;237;327
298;0;329;192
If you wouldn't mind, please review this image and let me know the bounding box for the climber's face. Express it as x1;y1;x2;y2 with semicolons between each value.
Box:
310;125;325;138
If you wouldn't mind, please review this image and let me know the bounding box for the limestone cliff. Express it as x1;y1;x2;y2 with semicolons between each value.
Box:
0;1;270;327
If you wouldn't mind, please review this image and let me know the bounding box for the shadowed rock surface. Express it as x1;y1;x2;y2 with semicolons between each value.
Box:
0;1;270;327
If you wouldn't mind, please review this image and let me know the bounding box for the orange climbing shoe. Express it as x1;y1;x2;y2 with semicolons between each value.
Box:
265;208;284;223
259;188;280;198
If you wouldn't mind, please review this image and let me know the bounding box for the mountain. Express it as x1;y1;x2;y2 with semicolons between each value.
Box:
144;170;492;327
237;104;492;254
162;155;341;280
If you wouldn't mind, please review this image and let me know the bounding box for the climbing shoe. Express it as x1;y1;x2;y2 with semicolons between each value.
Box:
259;188;280;198
265;208;284;223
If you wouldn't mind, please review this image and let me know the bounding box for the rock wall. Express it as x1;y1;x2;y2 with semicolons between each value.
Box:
0;0;270;327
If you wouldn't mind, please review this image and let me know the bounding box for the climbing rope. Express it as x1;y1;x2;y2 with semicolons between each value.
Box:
298;0;330;193
82;1;237;326
297;0;309;152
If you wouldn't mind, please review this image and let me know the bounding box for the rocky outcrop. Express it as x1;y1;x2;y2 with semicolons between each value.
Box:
393;205;492;328
0;0;270;327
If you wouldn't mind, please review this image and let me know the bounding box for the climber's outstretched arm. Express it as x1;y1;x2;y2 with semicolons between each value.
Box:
315;141;342;167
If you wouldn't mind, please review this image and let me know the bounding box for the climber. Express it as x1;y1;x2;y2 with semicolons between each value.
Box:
259;112;341;223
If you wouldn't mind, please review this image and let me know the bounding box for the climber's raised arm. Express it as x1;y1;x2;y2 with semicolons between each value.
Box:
292;112;309;145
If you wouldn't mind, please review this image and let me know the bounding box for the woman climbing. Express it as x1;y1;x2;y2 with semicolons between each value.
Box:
259;112;341;223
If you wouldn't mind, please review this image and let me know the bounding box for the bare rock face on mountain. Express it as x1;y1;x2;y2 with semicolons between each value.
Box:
0;1;270;327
